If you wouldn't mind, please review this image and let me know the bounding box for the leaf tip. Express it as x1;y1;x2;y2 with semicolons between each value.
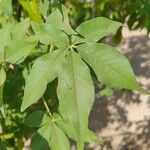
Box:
134;84;150;94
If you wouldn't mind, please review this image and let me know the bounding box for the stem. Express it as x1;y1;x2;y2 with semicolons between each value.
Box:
42;97;53;118
68;45;77;51
49;44;54;52
91;0;96;18
77;142;84;150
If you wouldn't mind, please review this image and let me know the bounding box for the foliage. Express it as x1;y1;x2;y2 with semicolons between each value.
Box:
0;0;149;149
64;0;150;44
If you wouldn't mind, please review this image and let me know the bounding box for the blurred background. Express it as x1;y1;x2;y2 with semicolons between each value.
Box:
0;0;150;149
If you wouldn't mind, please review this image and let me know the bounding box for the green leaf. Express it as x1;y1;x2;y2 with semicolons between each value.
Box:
0;67;6;106
31;124;50;150
0;67;6;87
0;0;13;18
19;0;42;23
78;43;148;93
71;34;86;45
85;129;103;145
0;106;6;118
39;0;50;19
11;18;30;40
57;50;94;149
0;67;6;117
0;141;6;150
31;22;70;48
49;123;70;150
1;133;14;139
5;39;36;64
0;85;6;118
54;113;77;140
31;123;70;150
46;4;76;35
100;87;113;97
24;111;51;127
21;50;66;111
54;114;103;145
0;25;12;62
76;17;122;42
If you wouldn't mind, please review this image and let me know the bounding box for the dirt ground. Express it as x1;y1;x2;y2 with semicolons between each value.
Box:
85;28;150;150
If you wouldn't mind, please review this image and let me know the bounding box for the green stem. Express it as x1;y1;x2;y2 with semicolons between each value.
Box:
49;44;54;52
42;97;53;118
77;142;84;150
